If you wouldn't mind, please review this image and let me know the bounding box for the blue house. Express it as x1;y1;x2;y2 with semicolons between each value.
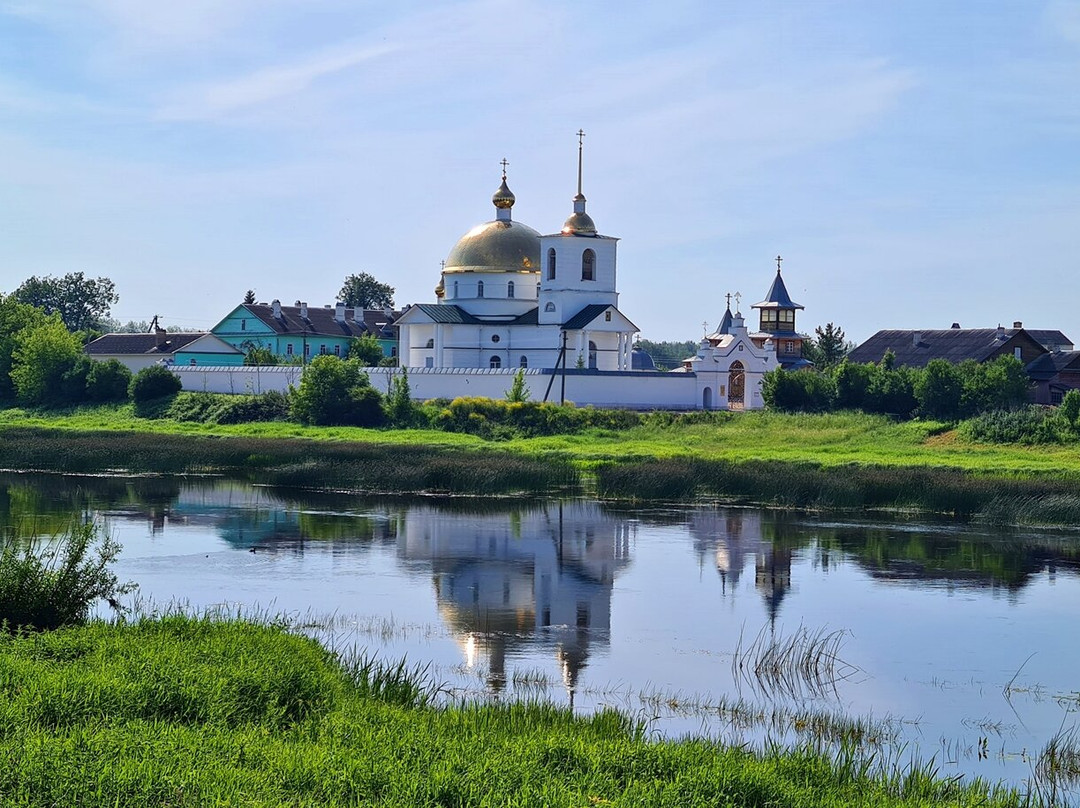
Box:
211;300;400;363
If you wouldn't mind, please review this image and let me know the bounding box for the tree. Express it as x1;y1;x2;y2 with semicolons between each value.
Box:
129;364;182;403
811;323;850;369
243;289;256;305
338;273;394;310
761;368;835;413
85;359;133;402
385;368;418;426
347;333;384;366
13;272;119;332
832;360;874;410
10;318;82;406
0;294;49;402
242;343;279;366
291;356;385;426
506;368;531;403
915;359;964;421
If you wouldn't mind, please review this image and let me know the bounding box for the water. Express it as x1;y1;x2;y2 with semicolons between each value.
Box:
4;471;1080;793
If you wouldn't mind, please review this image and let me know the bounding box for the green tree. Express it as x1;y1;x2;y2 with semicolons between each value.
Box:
291;355;385;426
959;356;1030;416
915;359;964;421
85;359;133;402
0;294;49;402
13;272;119;332
347;333;384;366
242;343;279;366
761;368;835;412
10;318;82;406
811;323;850;369
385;367;418;426
1061;389;1080;429
338;272;395;310
506;368;531;403
832;360;874;410
129;364;182;403
243;289;256;305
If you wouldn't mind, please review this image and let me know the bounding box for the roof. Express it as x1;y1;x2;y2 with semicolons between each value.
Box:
1026;330;1074;351
444;219;541;272
631;347;656;370
848;328;1046;368
562;304;613;330
1026;351;1080;380
753;269;803;310
406;304;482;325
242;304;400;337
85;332;206;356
714;307;733;336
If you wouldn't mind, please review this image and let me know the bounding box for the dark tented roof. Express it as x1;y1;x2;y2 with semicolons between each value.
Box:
562;304;611;330
714;307;733;335
85;332;206;356
848;328;1044;368
753;270;803;310
1026;330;1073;351
244;304;401;337
631;347;656;370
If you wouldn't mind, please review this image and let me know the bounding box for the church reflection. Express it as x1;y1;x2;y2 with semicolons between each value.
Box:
396;501;633;701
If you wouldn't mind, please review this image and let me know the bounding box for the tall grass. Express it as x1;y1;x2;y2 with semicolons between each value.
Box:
0;615;1031;807
0;522;134;631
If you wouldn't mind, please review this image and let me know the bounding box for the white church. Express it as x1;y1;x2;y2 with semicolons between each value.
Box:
174;138;800;410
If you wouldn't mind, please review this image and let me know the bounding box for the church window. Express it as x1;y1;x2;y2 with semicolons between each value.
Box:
547;248;557;280
535;283;540;298
588;340;598;369
582;249;595;281
477;280;484;297
453;281;458;298
604;311;612;322
489;355;501;369
519;355;528;368
507;281;515;298
491;334;501;343
425;357;434;368
425;338;434;348
544;302;556;312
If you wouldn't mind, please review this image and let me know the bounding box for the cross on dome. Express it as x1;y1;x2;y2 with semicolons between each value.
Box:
776;254;783;273
500;158;509;180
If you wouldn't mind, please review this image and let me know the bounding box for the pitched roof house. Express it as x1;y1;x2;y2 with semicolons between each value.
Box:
848;325;1053;369
85;330;241;371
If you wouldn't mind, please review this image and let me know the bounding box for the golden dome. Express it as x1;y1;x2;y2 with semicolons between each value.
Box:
444;219;541;273
561;212;597;235
492;178;515;210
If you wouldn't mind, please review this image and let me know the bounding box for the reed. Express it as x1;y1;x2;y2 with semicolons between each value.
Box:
731;624;861;700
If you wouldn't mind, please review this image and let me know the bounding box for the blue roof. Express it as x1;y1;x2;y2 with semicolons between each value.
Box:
753;270;804;310
410;304;481;324
715;307;733;335
562;304;612;330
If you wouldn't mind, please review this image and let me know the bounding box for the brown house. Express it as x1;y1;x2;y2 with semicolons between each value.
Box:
848;325;1051;369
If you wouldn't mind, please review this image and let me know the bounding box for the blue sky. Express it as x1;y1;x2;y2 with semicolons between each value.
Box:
1;1;1078;343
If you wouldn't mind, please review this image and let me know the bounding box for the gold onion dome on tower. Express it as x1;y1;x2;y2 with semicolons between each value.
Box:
492;177;515;210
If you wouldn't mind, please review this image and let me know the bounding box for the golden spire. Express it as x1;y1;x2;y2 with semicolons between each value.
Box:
562;129;596;235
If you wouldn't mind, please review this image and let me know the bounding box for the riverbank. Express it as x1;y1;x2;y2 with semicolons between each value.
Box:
0;614;1025;807
3;405;1080;521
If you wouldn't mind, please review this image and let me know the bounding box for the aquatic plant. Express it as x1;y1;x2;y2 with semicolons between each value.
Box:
731;624;860;701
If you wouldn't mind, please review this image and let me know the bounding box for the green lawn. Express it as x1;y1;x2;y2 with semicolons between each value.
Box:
0;616;1025;807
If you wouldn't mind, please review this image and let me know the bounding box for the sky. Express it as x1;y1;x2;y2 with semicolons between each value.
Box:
1;1;1078;344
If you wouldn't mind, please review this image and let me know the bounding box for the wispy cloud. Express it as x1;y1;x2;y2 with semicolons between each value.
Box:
155;41;398;121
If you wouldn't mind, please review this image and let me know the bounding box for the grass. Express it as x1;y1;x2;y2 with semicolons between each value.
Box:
731;624;860;700
0;613;1030;807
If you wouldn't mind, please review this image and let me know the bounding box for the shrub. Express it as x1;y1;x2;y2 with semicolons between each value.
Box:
0;523;134;632
432;397;641;439
762;369;835;413
916;359;964;421
1061;389;1080;429
129;364;182;403
385;368;420;427
10;318;82;406
505;369;531;403
832;360;874;410
167;391;291;425
85;359;133;402
347;333;384;366
959;406;1067;444
291;355;385;426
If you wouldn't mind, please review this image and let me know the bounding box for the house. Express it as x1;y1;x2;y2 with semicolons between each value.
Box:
84;329;243;371
847;324;1053;368
210;301;400;363
1026;351;1080;405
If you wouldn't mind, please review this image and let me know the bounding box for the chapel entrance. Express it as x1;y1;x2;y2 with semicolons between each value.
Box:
728;361;745;410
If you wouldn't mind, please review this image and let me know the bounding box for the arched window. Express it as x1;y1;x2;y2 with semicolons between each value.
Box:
425;338;434;348
489;355;501;369
477;280;484;298
535;283;541;298
507;281;515;298
519;355;528;368
582;249;596;281
588;340;598;369
547;248;557;280
544;302;556;312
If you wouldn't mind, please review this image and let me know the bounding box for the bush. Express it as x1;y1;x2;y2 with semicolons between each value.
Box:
85;359;133;402
167;391;291;425
431;397;641;439
10;318;82;406
762;369;835;413
129;364;182;403
291;355;385;427
959;406;1067;444
347;333;385;366
1061;389;1080;428
385;368;421;427
0;523;134;632
915;359;964;421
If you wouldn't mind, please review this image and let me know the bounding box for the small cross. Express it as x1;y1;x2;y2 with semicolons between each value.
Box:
776;254;783;272
577;129;585;147
733;291;742;309
440;260;445;270
702;320;709;335
725;292;732;309
499;158;509;180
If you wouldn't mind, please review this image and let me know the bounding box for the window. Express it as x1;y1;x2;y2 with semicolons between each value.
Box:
425;338;434;348
547;248;557;280
319;344;327;355
189;359;197;366
489;356;501;368
785;341;794;354
780;310;794;324
507;281;515;298
334;344;341;356
491;334;500;343
425;357;434;368
286;343;294;356
544;302;556;312
604;311;611;322
304;343;311;357
581;249;595;281
535;283;540;298
519;355;528;368
1014;347;1022;360
477;280;484;298
453;280;458;298
241;319;246;331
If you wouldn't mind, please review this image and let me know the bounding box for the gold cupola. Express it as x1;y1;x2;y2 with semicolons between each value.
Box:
561;130;597;235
